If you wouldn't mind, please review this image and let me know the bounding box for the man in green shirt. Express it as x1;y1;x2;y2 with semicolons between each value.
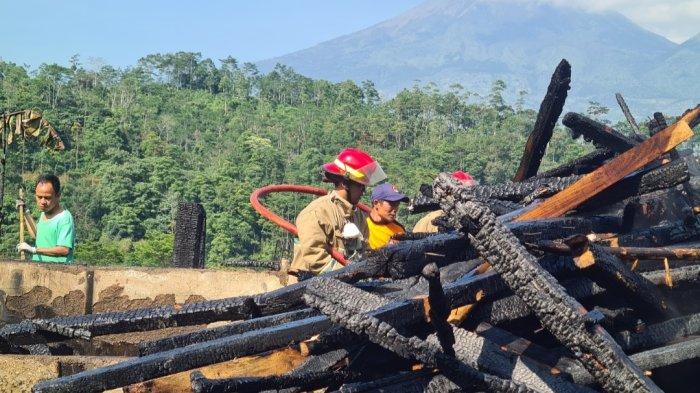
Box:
17;174;75;263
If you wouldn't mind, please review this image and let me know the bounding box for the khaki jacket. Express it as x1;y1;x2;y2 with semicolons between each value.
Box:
412;210;443;233
291;191;368;275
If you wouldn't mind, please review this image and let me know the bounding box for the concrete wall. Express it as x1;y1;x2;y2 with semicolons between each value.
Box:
0;260;284;321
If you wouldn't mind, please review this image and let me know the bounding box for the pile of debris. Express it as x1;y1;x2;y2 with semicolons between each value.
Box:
2;60;699;393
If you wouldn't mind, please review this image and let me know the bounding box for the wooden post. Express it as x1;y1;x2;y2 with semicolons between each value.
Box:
172;202;206;268
18;187;25;260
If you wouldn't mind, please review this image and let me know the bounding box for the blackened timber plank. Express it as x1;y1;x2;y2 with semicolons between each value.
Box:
190;369;349;393
576;244;671;319
32;317;333;393
629;337;700;372
532;148;614;180
563;112;638;153
513;59;571;182
615;313;700;353
615;93;643;139
139;309;319;356
518;110;696;220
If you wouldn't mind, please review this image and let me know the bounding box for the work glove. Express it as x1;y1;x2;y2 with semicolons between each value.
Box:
17;242;36;254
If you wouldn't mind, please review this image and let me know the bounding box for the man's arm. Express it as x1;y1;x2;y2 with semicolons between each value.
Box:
35;245;70;256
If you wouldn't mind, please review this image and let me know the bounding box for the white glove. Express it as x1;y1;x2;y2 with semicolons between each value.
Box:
17;242;36;254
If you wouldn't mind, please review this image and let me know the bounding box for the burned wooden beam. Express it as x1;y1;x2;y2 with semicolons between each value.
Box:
479;324;700;387
469;277;605;326
422;263;456;356
513;59;571;182
32;316;333;393
139;308;319;356
615;93;643;139
614;313;700;353
537;241;700;261
563;112;638;153
629;336;700;372
304;280;539;393
190;369;349;393
409;192;522;216
574;244;671;319
532;148;615;180
475;323;592;384
434;174;662;392
339;371;430;393
614;219;700;247
576;159;690;213
172;202;206;268
518;109;696;220
509;216;622;243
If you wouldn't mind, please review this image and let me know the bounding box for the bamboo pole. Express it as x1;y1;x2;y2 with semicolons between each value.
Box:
18;187;25;260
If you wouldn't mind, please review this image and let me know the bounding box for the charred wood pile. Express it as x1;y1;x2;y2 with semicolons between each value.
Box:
3;60;700;392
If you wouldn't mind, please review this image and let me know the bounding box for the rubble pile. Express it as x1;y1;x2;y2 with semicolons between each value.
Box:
1;60;699;392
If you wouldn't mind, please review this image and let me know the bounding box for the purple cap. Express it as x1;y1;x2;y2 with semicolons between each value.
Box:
371;183;409;203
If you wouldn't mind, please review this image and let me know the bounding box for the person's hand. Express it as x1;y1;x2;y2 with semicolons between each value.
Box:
17;242;36;254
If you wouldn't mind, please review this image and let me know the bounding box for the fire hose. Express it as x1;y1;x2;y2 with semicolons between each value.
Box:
250;184;371;265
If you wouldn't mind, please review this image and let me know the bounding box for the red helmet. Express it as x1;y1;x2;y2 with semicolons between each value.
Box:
452;171;477;186
322;148;387;186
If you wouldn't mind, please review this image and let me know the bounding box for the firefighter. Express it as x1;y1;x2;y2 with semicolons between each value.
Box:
290;148;386;276
412;171;477;233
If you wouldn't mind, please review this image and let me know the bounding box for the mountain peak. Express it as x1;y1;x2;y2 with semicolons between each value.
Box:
258;0;690;115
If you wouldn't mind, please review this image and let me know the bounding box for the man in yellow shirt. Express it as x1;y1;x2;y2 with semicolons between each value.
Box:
366;183;408;249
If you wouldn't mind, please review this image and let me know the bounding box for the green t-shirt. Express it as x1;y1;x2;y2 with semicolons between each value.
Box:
32;209;75;263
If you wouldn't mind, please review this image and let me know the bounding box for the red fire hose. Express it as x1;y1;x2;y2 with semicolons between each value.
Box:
250;184;371;265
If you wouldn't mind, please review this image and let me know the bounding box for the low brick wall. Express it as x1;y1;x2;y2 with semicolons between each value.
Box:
0;260;284;321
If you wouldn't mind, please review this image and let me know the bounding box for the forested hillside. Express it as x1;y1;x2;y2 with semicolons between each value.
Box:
0;52;633;267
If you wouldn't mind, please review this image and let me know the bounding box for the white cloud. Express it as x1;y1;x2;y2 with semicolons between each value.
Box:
541;0;700;43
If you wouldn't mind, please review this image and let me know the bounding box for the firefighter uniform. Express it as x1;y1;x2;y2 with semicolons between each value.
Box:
290;191;368;275
412;210;443;233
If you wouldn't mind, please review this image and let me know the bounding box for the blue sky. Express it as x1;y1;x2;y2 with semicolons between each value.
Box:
1;0;423;69
1;0;696;70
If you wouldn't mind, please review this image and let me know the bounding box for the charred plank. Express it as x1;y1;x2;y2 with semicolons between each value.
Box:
615;93;644;140
615;219;700;247
532;148;615;180
577;159;690;212
513;59;571;182
139;308;319;356
614;313;700;353
422;263;456;356
190;369;349;393
576;244;671;319
337;371;430;393
31;317;333;393
629;336;700;371
563;113;638;153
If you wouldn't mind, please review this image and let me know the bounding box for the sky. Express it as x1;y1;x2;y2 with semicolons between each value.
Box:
1;0;698;69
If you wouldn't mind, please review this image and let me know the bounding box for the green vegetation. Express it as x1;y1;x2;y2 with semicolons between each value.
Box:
0;52;631;267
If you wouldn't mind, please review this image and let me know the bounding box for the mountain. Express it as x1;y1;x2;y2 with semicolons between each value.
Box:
645;33;700;107
258;0;695;117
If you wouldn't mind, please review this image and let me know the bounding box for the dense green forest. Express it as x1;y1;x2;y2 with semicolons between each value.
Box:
0;52;654;267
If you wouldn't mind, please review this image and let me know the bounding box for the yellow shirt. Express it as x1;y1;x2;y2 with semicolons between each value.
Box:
366;217;405;250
